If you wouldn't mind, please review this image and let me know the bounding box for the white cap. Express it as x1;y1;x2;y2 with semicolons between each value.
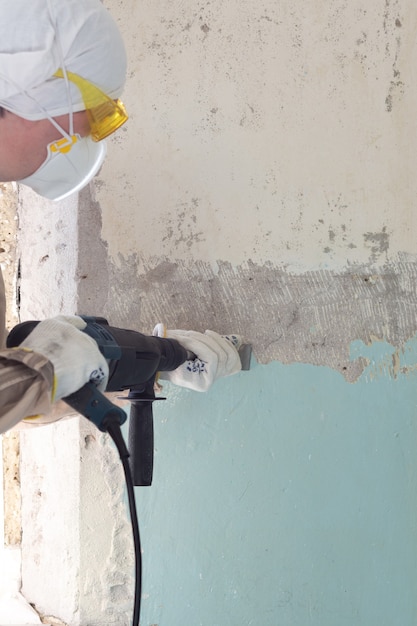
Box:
0;0;126;120
18;135;107;201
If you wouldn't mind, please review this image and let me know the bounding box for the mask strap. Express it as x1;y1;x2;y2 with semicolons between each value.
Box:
47;0;74;136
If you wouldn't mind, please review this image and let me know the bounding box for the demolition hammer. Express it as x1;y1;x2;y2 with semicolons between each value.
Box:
7;315;189;486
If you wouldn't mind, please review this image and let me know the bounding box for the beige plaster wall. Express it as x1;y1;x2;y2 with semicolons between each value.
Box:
98;0;417;271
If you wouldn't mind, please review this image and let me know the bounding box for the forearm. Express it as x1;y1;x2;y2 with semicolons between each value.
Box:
0;349;54;434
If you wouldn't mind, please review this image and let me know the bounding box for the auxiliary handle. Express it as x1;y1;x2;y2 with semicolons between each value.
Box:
126;381;166;487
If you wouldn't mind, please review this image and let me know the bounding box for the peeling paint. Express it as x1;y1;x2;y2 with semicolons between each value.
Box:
350;334;417;381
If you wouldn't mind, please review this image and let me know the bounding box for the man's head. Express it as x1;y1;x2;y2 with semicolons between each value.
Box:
0;0;127;200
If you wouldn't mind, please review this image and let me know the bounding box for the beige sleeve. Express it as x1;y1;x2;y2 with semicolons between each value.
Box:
0;348;55;434
0;269;6;350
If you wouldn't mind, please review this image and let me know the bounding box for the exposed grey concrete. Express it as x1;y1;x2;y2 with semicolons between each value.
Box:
76;192;417;383
21;184;417;386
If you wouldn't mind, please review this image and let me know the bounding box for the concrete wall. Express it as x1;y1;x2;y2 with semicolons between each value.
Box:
12;0;417;624
80;0;417;379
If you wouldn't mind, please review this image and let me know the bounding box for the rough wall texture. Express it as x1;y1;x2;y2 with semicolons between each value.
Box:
20;417;134;626
80;0;417;382
17;181;417;385
77;190;417;383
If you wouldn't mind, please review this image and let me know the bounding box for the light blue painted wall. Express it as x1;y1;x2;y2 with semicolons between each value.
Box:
132;339;417;626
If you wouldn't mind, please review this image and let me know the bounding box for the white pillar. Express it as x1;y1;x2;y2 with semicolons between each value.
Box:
20;416;134;625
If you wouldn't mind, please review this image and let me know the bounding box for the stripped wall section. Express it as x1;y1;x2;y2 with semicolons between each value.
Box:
77;190;417;382
88;0;417;377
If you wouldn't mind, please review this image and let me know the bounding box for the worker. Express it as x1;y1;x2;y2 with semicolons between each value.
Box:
0;0;128;433
0;0;241;434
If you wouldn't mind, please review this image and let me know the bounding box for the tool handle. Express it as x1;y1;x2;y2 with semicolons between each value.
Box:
128;400;154;486
64;382;127;432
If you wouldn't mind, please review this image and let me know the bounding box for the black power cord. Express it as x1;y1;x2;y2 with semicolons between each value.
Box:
107;422;142;626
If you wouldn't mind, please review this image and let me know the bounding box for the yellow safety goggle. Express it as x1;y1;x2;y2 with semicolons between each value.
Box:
54;68;128;141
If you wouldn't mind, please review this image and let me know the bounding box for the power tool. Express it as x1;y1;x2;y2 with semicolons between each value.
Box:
7;316;189;485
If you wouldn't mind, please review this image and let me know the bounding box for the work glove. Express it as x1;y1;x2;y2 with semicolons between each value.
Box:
153;324;242;391
20;315;108;401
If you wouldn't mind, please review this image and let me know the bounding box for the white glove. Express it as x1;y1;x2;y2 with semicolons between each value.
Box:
153;324;241;392
21;315;109;401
